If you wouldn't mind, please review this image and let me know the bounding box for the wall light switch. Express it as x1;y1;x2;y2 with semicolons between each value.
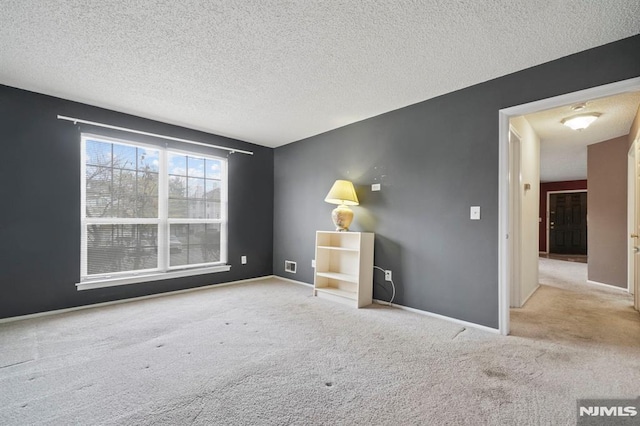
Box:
311;259;316;268
241;255;247;264
470;206;481;220
372;183;381;191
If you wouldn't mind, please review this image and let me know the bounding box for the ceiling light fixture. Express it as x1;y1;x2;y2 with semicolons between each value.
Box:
561;113;600;131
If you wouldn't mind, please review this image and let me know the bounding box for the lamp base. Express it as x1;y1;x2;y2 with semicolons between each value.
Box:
331;204;354;232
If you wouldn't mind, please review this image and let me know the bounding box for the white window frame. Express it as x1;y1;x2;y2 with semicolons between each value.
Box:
78;133;230;291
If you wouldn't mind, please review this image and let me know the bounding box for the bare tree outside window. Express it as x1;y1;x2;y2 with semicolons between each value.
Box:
85;140;159;273
167;153;222;267
81;135;227;281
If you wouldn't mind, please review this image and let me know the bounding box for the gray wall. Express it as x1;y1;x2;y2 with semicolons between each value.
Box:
588;136;629;288
273;35;640;329
0;85;273;319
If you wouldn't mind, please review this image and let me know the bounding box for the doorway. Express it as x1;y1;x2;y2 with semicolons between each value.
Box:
498;76;640;335
548;191;587;255
629;139;640;310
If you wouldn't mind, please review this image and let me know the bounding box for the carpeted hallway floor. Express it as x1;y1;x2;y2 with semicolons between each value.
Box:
1;259;639;425
511;258;638;346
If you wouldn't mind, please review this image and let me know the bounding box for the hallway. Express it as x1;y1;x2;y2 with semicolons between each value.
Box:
511;258;639;347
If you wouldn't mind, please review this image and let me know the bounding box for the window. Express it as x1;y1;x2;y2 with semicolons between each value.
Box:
79;133;229;289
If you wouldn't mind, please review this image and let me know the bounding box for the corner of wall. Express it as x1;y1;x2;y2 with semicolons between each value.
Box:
630;104;640;148
509;115;541;306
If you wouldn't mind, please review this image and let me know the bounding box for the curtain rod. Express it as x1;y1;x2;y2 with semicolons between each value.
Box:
57;115;254;156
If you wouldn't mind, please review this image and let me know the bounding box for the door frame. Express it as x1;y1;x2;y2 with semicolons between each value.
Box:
629;138;639;307
498;76;640;335
509;128;522;308
546;190;588;254
628;141;634;295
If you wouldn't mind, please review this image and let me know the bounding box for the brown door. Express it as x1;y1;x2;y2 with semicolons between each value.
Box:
549;192;587;255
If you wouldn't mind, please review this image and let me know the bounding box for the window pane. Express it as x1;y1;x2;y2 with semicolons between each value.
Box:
206;159;222;180
112;144;137;171
86;165;113;217
188;200;205;219
188;157;205;177
111;169;137;217
169;199;187;217
86;165;112;187
168;174;186;218
188;177;205;199
168;154;186;176
86;140;113;167
139;148;159;172
170;177;212;219
136;171;158;217
169;224;221;267
86;141;159;219
87;224;158;275
169;175;186;197
205;180;221;219
138;196;158;218
205;179;220;199
187;178;205;218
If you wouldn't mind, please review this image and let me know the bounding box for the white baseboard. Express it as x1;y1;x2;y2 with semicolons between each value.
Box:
272;275;313;287
273;277;498;333
373;299;500;334
0;275;273;324
586;280;628;292
276;276;500;334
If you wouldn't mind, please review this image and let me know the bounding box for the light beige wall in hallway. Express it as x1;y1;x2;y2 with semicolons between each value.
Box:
588;135;629;288
630;105;640;148
510;116;540;305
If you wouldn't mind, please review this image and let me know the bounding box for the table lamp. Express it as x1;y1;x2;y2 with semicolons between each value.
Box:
324;180;359;231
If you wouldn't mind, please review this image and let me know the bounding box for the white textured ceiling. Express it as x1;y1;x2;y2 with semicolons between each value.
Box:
1;1;639;148
525;91;640;182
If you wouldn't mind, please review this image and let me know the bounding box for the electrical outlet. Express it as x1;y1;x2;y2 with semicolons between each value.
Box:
241;255;247;264
372;183;381;191
385;270;392;281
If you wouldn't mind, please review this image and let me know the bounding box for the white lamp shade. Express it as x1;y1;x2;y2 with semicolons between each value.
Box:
324;180;359;206
561;114;600;130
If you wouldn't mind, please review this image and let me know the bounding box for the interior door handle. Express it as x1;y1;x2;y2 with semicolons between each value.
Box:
635;247;640;253
631;234;639;238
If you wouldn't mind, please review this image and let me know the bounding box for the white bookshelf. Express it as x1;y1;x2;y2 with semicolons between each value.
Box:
313;231;374;308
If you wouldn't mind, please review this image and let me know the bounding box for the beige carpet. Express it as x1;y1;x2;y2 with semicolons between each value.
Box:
1;260;639;425
512;258;639;346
